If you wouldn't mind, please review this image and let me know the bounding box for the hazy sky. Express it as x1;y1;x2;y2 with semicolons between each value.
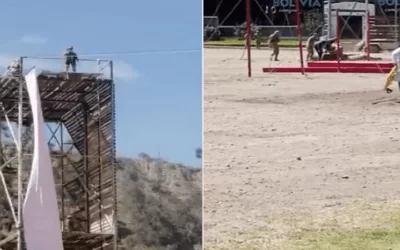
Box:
0;0;202;166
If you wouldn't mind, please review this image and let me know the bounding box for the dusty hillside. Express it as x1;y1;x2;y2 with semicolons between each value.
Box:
117;154;202;250
0;145;202;250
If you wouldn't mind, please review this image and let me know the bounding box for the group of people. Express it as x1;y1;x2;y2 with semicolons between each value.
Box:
261;31;338;62
306;33;337;61
255;30;336;61
6;46;79;77
261;30;400;94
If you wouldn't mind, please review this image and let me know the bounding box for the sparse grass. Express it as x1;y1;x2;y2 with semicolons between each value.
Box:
286;221;400;250
205;202;400;250
204;37;302;47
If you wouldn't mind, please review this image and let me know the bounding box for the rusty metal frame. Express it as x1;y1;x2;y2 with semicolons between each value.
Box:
0;57;117;250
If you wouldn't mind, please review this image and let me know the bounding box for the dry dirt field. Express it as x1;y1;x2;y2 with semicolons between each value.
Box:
203;48;400;249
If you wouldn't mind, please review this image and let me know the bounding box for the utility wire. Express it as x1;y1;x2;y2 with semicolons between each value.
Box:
24;48;201;60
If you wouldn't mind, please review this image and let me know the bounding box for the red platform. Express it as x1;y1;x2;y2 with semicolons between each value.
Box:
262;66;391;73
307;61;394;68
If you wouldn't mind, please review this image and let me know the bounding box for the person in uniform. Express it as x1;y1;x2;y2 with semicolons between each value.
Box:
7;60;21;77
384;47;400;93
255;31;262;49
63;46;79;73
306;33;318;61
268;30;280;61
355;39;366;52
314;36;336;60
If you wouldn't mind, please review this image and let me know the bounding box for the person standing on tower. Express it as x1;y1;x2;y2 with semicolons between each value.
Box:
7;59;21;77
63;46;79;73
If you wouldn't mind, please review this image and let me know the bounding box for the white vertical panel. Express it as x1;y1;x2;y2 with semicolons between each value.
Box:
23;69;64;250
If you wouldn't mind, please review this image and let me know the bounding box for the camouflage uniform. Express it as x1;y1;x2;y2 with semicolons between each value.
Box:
64;46;79;73
306;33;317;61
268;30;280;61
314;37;336;60
7;60;21;77
255;31;262;49
355;39;366;52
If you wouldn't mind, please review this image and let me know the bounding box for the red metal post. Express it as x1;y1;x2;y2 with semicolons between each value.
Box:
294;0;305;75
245;0;252;77
336;10;341;72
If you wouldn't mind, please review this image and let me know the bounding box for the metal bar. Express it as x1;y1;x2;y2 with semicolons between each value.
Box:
0;170;18;224
60;122;65;231
110;60;118;250
22;56;111;63
327;0;332;38
17;56;23;250
46;123;61;147
367;11;371;61
331;9;367;13
396;0;399;45
373;24;400;27
218;25;297;28
365;0;368;41
83;108;90;233
245;0;252;77
0;156;17;171
295;0;305;75
97;75;103;232
336;10;341;72
336;3;360;39
1;98;83;104
0;106;20;151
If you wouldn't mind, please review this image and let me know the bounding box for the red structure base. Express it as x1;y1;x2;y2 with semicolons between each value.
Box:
307;61;394;68
262;67;392;73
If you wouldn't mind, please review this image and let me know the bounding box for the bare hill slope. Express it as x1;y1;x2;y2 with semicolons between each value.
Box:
117;154;202;250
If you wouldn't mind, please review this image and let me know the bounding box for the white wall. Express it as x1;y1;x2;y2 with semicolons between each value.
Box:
324;2;375;39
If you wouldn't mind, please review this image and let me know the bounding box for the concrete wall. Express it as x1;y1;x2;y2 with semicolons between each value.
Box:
325;2;375;38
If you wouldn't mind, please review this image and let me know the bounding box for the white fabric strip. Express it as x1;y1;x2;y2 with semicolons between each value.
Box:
23;69;64;250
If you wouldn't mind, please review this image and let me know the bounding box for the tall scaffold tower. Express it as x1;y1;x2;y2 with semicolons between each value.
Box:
0;56;118;250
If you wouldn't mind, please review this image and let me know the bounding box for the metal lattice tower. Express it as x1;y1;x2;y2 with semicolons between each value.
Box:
323;0;332;37
0;57;118;250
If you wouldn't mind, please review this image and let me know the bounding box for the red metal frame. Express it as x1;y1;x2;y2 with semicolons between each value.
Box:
261;6;384;74
307;61;393;68
262;66;391;73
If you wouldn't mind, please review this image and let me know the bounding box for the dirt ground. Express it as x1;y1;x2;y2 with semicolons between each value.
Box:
203;48;400;249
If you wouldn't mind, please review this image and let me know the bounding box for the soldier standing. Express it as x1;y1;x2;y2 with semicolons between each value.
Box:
7;59;21;77
268;30;280;61
255;31;262;49
63;46;79;73
306;33;318;61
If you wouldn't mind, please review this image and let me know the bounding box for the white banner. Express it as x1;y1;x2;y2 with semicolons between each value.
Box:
23;69;64;250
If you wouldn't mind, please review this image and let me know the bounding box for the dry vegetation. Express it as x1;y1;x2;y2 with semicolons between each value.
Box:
204;48;400;249
117;154;202;250
0;134;202;250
